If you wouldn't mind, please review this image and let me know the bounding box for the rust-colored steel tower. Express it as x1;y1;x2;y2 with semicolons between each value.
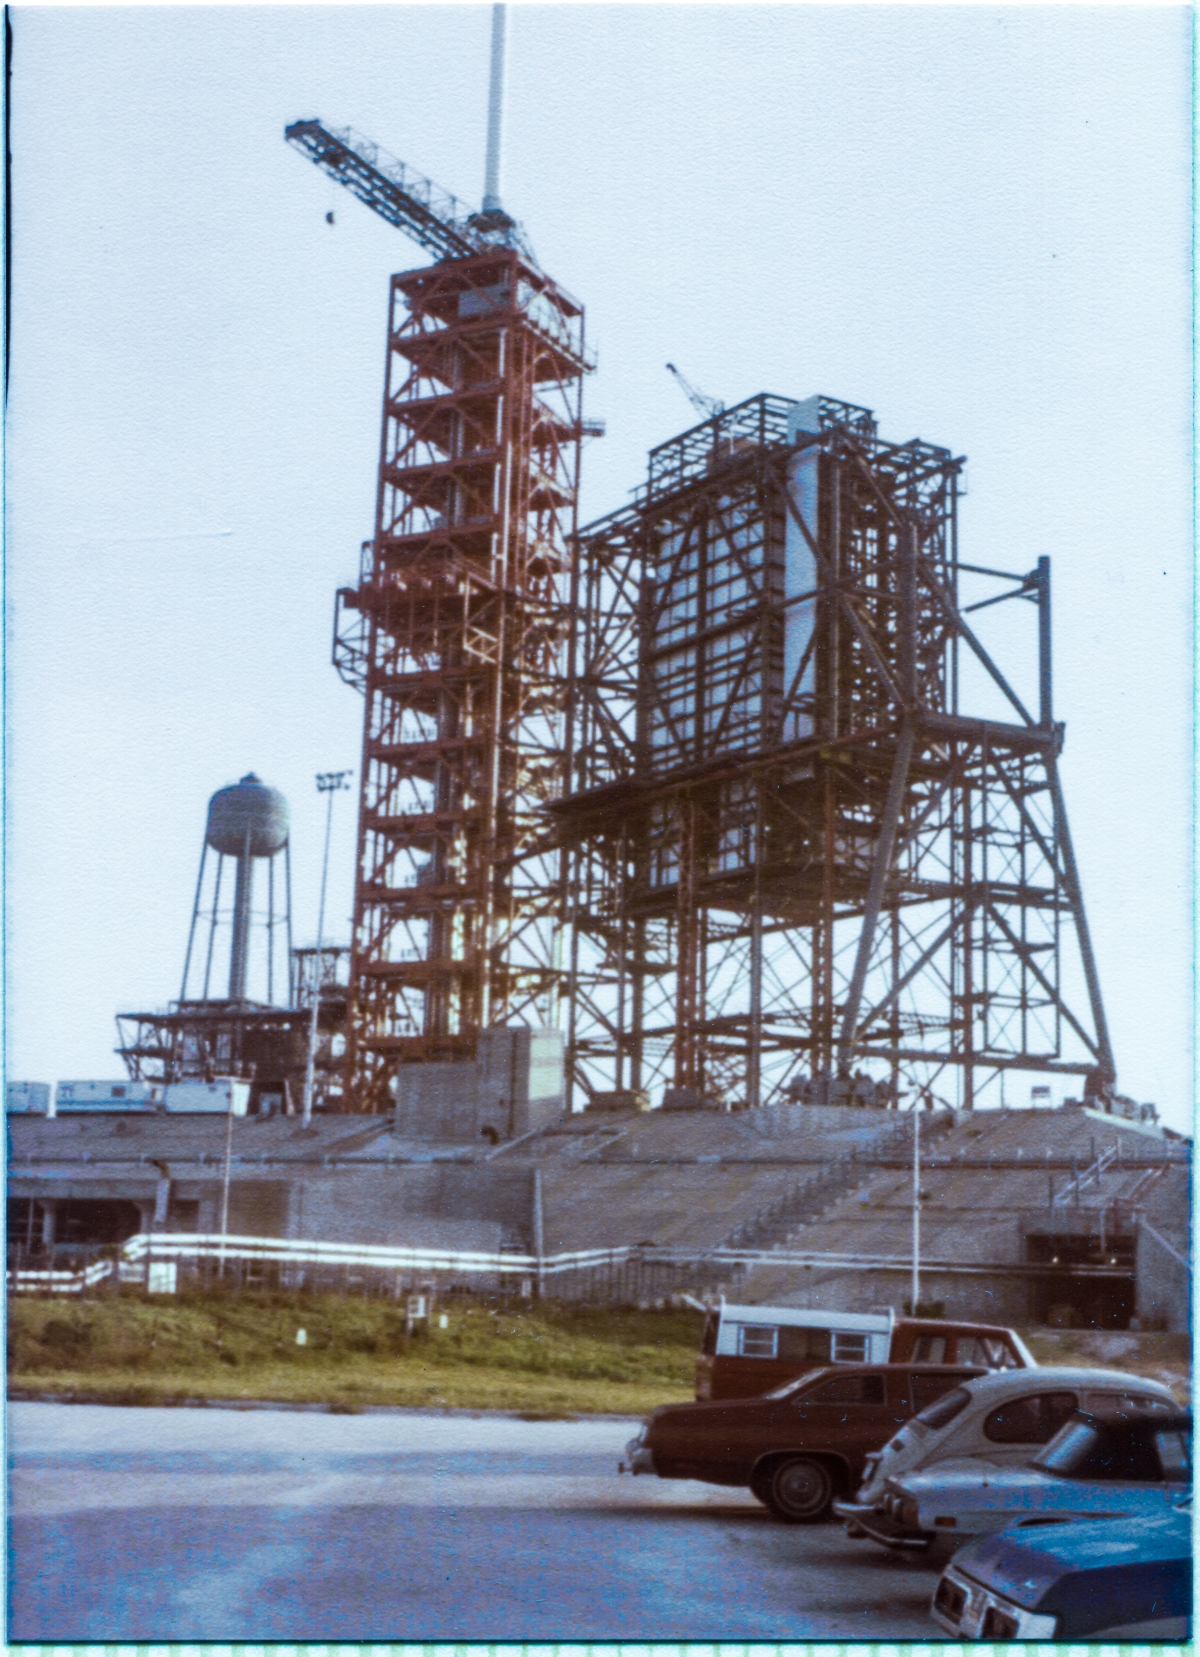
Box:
287;112;588;1113
336;251;586;1110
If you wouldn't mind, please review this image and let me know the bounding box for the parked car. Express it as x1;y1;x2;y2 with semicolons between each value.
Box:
931;1501;1191;1640
834;1365;1178;1534
844;1406;1190;1555
620;1363;984;1521
695;1301;1033;1400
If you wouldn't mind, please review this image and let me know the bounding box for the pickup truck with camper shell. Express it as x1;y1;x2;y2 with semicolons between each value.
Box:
695;1300;1035;1401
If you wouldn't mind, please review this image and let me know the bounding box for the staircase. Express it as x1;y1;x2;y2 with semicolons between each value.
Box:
716;1110;954;1253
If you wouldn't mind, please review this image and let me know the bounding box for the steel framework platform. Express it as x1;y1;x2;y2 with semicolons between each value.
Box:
553;393;1115;1113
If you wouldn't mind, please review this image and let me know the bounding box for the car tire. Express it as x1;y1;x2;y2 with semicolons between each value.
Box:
763;1456;835;1523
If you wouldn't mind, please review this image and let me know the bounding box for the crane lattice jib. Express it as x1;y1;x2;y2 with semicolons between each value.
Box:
285;120;482;261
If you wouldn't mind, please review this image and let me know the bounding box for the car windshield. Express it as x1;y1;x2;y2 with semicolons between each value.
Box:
912;1386;970;1431
762;1376;810;1400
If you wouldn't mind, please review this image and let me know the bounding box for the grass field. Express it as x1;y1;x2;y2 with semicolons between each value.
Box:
1023;1328;1191;1404
7;1291;704;1415
8;1293;1189;1415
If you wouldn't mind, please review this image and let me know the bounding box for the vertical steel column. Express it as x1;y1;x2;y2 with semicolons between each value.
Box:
747;782;764;1109
674;795;699;1088
836;722;915;1074
228;826;254;1002
202;855;225;1001
1037;556;1053;728
961;779;975;1111
180;836;209;1002
1049;759;1116;1087
815;768;836;1081
630;913;645;1094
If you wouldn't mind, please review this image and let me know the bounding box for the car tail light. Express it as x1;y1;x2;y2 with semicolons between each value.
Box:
933;1578;966;1624
933;1515;957;1528
981;1607;1019;1639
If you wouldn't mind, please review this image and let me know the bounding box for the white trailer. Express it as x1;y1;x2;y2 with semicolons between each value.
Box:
163;1078;250;1115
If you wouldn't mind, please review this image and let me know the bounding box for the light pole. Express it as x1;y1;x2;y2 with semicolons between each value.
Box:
910;1103;921;1315
302;770;352;1126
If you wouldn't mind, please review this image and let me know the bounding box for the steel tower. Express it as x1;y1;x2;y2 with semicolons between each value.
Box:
555;394;1115;1113
286;40;590;1113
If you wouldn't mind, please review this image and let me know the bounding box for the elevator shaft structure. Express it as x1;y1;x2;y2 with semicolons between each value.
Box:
555;393;1114;1112
332;249;588;1112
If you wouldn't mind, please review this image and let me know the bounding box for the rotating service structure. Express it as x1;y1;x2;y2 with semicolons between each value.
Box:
553;393;1115;1112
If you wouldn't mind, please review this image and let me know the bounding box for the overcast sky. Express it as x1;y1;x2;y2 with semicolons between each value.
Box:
6;4;1192;1130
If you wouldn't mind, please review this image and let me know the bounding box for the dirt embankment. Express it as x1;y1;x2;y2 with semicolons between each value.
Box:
1023;1329;1190;1403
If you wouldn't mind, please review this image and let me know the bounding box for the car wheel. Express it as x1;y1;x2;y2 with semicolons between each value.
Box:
763;1456;835;1523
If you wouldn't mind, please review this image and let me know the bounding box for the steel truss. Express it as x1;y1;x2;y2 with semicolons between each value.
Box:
335;247;589;1112
554;393;1115;1112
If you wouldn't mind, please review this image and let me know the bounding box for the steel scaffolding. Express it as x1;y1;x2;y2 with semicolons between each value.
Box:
334;248;589;1112
553;393;1115;1113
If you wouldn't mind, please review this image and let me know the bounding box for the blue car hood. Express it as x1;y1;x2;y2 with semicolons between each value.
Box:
956;1507;1192;1610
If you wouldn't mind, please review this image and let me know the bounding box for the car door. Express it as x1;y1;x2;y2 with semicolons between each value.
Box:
789;1370;908;1474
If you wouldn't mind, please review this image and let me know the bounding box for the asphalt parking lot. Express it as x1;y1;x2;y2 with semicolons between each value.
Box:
9;1401;946;1641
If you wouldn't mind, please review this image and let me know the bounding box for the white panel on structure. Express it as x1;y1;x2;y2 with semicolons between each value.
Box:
783;407;820;741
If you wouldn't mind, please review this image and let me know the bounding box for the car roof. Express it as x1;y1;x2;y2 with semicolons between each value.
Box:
959;1366;1177;1400
898;1317;1017;1335
796;1363;986;1379
1069;1408;1192;1436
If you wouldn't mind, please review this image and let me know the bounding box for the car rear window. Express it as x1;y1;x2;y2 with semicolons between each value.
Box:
912;1385;971;1431
983;1391;1078;1445
803;1373;886;1405
910;1334;948;1363
1035;1420;1166;1482
959;1335;1018;1369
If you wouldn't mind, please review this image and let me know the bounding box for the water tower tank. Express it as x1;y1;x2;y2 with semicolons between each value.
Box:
206;774;289;859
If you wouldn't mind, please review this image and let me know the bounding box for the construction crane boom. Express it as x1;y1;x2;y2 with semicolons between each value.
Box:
285;119;535;264
666;361;725;420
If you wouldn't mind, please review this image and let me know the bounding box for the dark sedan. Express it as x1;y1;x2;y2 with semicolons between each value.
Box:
620;1363;983;1522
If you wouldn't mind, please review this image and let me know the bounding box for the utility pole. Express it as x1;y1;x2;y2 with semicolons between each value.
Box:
910;1104;921;1315
302;770;352;1126
219;1095;234;1273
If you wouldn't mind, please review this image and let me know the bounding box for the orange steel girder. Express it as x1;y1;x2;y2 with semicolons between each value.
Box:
336;249;588;1112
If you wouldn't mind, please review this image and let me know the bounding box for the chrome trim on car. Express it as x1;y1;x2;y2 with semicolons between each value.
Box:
619;1436;655;1475
931;1564;1057;1639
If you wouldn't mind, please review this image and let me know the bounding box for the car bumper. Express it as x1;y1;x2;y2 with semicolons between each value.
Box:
832;1500;931;1549
619;1439;655;1475
931;1564;1057;1639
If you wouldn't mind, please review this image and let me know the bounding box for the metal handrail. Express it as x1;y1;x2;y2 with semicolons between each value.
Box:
7;1224;1133;1294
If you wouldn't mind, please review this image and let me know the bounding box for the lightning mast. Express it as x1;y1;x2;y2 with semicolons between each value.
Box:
287;5;591;1114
